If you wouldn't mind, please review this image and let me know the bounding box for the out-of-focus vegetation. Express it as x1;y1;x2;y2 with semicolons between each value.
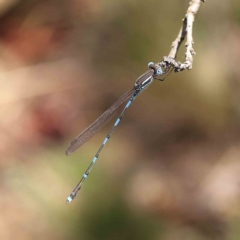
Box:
1;0;240;239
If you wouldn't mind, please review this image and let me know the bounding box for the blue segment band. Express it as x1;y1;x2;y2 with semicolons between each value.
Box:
114;118;120;126
126;100;132;108
103;138;108;145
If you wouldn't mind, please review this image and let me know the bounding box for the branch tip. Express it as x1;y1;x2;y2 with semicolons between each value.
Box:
158;0;204;72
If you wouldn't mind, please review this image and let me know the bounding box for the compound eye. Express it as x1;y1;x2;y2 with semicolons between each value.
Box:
156;67;162;75
148;62;154;68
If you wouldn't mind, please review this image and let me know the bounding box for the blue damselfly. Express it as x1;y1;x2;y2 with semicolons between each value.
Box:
65;62;164;203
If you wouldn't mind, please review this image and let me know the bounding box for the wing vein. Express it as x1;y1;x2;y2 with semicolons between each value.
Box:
65;87;135;155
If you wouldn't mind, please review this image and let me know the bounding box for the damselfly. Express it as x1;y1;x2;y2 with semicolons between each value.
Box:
65;62;166;203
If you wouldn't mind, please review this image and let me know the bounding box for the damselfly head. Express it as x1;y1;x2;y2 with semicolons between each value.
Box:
148;62;162;76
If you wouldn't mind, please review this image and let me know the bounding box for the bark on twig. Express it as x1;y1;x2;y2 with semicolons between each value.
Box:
159;0;205;72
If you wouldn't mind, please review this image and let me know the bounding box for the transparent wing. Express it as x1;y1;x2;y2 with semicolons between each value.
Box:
65;87;135;155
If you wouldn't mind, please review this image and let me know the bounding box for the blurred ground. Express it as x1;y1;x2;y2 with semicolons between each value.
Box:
1;0;240;240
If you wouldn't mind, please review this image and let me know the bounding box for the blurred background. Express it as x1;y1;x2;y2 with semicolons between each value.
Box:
1;0;240;239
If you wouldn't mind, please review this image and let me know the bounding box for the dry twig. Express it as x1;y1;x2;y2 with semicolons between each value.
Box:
159;0;206;72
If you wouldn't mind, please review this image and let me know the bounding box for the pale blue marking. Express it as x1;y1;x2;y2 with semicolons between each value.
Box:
83;174;87;179
114;118;120;126
103;138;108;145
67;196;72;203
93;156;97;163
157;68;162;75
126;100;132;108
148;62;154;67
141;76;152;86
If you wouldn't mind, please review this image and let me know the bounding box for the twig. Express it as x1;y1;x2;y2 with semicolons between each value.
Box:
159;0;206;72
